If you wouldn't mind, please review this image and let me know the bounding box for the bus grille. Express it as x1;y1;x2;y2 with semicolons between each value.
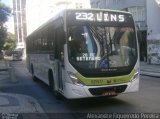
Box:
88;85;127;96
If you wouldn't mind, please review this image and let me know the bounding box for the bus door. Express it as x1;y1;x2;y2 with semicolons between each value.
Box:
58;60;64;90
55;27;66;91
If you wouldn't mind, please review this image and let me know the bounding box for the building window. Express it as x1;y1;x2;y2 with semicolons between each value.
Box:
76;3;83;8
96;0;100;8
113;0;121;4
128;6;145;21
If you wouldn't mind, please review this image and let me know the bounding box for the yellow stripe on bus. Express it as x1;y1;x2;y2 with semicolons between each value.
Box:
75;70;135;86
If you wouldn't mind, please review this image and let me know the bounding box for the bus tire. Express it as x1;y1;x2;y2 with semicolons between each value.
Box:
31;65;38;81
48;70;59;98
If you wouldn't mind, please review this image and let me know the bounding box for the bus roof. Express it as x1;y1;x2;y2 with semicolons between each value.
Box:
67;8;131;14
27;9;132;38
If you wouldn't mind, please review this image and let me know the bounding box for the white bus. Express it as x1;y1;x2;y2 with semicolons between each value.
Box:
12;50;22;61
26;9;139;99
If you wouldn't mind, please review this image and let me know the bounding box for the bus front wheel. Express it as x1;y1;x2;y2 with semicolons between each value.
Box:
48;71;59;97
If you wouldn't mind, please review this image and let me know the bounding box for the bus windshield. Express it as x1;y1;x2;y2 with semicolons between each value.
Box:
68;24;137;77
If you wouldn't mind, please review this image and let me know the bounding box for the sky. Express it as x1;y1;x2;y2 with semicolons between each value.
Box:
1;0;12;7
0;0;91;34
1;0;14;33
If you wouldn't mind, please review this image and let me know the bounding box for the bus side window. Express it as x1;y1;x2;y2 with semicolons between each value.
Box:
48;26;55;52
55;27;65;60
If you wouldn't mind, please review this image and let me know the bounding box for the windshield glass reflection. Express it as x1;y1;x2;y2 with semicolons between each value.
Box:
68;25;137;71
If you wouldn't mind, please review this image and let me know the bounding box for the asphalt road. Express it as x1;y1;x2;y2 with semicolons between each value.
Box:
1;60;160;118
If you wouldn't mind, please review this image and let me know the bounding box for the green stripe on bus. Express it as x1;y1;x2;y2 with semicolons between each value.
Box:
75;70;135;86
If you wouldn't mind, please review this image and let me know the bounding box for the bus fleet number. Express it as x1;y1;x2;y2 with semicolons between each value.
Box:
76;12;94;21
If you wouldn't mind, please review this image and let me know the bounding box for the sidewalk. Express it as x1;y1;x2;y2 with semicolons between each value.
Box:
140;61;160;78
0;59;9;71
0;59;45;115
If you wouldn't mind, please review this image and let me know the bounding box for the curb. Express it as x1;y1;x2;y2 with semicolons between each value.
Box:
140;71;160;78
0;93;45;113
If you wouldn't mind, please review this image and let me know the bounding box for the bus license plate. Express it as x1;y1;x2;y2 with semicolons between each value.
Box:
102;91;116;96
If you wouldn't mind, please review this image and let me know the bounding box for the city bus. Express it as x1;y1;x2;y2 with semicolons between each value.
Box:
26;9;139;99
12;50;23;61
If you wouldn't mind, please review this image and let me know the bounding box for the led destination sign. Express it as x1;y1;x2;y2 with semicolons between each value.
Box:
75;12;125;22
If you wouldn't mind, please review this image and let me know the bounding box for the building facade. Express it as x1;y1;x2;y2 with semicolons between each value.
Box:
26;0;90;35
91;0;147;30
26;0;55;35
147;0;160;64
13;0;27;50
54;0;90;9
91;0;149;63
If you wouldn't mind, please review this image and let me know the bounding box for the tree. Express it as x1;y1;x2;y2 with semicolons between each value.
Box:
3;32;16;51
0;25;7;49
0;0;11;50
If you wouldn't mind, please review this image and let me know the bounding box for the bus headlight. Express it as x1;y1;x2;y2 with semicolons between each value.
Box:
67;72;84;87
131;72;139;82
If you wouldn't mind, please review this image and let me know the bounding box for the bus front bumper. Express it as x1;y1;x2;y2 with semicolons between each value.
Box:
63;78;139;99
